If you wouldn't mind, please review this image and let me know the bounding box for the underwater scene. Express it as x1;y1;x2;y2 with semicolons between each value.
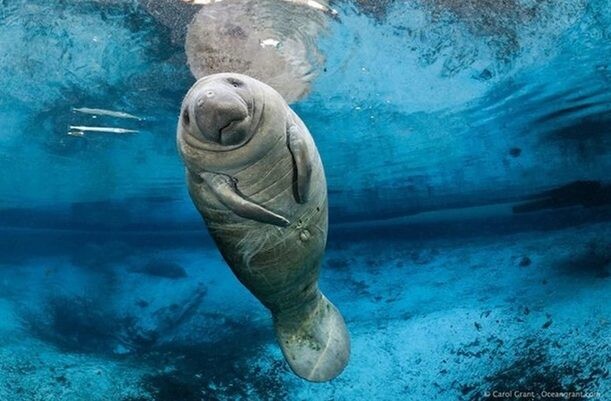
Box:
0;0;610;400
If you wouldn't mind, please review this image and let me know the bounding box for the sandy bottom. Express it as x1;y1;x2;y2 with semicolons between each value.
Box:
0;222;609;401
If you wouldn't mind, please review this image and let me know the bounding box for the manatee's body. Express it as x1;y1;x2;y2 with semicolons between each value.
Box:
177;73;349;381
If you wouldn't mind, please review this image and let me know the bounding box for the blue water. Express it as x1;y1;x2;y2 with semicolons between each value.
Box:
0;1;609;400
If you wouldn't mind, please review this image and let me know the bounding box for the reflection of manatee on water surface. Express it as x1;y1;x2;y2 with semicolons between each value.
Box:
176;72;350;382
184;0;333;103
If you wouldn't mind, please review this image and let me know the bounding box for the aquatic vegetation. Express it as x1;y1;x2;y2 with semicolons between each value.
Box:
132;311;289;401
517;256;532;268
467;338;609;401
140;348;288;401
21;295;121;353
130;260;188;279
513;181;611;214
558;237;611;279
20;283;208;355
349;0;396;20
138;0;200;43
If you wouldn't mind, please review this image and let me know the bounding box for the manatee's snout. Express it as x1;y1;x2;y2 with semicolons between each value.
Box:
193;87;249;145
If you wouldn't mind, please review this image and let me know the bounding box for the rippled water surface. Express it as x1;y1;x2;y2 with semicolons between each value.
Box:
0;0;609;224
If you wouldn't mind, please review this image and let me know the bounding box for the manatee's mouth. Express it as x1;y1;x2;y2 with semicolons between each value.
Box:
220;120;238;136
214;95;252;146
215;119;243;146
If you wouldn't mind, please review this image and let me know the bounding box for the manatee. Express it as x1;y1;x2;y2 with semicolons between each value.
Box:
176;73;350;382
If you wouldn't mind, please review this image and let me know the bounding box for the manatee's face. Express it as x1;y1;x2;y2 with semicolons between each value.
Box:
180;74;259;149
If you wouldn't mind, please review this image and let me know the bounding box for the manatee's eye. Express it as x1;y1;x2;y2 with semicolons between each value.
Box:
182;108;190;126
227;77;243;88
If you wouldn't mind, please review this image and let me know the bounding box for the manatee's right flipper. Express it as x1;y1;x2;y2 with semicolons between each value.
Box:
274;294;350;382
201;172;290;227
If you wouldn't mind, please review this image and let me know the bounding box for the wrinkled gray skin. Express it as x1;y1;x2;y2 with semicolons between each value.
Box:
176;73;350;382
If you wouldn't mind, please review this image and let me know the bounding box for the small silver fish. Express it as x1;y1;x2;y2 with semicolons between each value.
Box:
69;125;139;134
73;107;142;121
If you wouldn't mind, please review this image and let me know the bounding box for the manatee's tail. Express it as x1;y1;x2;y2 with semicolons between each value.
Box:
273;294;350;382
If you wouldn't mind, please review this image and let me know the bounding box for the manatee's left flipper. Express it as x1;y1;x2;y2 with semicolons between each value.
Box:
287;124;313;203
200;172;290;227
